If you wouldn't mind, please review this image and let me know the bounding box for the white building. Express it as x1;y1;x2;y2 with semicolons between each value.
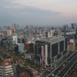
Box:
7;29;13;36
17;43;25;53
12;34;18;44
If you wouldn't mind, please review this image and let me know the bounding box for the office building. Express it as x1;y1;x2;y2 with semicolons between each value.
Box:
34;35;68;67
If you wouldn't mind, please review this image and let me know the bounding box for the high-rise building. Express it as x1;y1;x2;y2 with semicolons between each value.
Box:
34;36;68;67
0;58;16;77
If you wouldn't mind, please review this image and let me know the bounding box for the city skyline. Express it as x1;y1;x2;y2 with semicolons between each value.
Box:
0;0;77;26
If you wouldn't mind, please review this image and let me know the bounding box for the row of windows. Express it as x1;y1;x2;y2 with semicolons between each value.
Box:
35;40;67;56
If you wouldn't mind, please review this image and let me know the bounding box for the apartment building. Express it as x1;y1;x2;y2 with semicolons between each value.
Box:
0;58;16;77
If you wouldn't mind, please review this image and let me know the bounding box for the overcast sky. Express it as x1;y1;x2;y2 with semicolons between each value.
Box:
0;0;77;26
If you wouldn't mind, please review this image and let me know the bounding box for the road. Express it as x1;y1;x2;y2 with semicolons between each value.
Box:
41;51;77;77
47;51;77;77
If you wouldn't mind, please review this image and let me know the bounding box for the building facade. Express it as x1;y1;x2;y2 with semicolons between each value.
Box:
34;36;68;67
0;58;16;77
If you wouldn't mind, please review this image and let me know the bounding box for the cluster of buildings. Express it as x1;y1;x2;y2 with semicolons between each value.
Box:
0;23;77;76
0;56;34;77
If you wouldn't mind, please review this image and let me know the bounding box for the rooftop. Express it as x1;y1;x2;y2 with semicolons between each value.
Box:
35;35;65;44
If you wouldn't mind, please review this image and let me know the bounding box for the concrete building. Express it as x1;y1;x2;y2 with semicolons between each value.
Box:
12;33;25;53
68;39;75;52
64;31;76;52
7;29;13;36
17;43;24;53
12;34;18;44
34;35;68;67
0;58;16;77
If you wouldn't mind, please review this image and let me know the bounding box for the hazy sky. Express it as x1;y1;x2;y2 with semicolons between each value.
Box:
0;0;77;26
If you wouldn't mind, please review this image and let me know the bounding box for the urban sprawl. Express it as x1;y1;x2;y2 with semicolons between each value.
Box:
0;24;77;77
